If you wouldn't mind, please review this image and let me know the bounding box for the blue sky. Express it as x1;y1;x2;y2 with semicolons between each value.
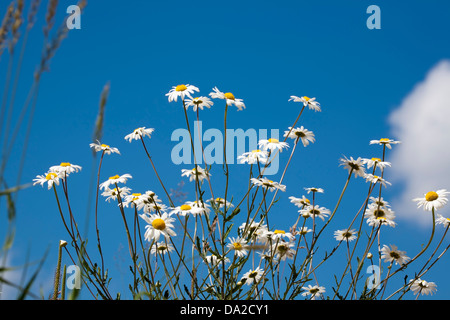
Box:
1;0;450;299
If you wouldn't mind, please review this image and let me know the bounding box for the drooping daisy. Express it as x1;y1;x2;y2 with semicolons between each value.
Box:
150;241;175;255
140;212;176;241
99;173;132;190
369;138;401;149
49;162;82;175
300;205;331;221
289;195;310;208
258;138;289;153
166;84;199;103
124;127;155;142
242;267;264;285
289;96;321;112
181;166;211;182
209;86;245;110
283;126;315;147
89;140;120;155
184;96;214;111
33;171;63;190
237;149;269;164
364;174;391;187
409;278;437;296
339;156;366;178
301;285;326;300
170;202;203;216
250;177;286;192
413;189;450;211
362;157;391;170
381;244;410;266
101;186;131;202
227;236;249;257
334;229;358;242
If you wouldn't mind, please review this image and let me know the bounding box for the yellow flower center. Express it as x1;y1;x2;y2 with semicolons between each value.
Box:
268;138;279;143
180;204;192;211
274;230;285;234
152;218;166;230
60;162;71;167
109;175;120;180
175;84;187;91
132;193;141;201
101;144;110;148
252;149;261;153
371;157;381;162
224;92;235;100
303;96;310;101
46;172;57;180
425;191;439;202
379;138;390;143
233;242;242;250
215;197;225;203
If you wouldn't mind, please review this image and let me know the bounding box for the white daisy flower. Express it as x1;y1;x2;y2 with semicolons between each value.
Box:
258;138;289;153
208;197;234;209
381;244;410;266
101;186;131;202
140;212;176;241
242;267;264;285
364;205;396;227
270;229;295;242
184;96;214;111
368;196;391;209
289;195;310;208
205;254;230;266
362;157;391;170
304;187;324;194
369;138;401;149
237;149;269;164
251;177;286;192
99;173;132;190
238;221;267;239
300;205;330;221
339;156;366;178
283;126;315;147
171;202;203;216
124;127;155;142
209;86;245;110
334;229;358;242
301;285;326;300
413;189;450;211
166;84;199;103
364;174;391;187
49;162;82;175
436;214;450;227
295;226;313;236
289;95;321;112
122;192;145;208
89;140;120;155
150;241;175;255
272;241;296;261
227;237;249;257
33;171;63;190
410;279;437;296
181;167;211;182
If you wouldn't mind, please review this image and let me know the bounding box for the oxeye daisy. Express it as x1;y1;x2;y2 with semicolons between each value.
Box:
227;237;249;257
289;195;310;208
364;173;391;187
166;84;199;103
122;192;145;208
258;138;289;153
208;197;234;209
33;171;63;189
289;95;321;112
381;244;410;266
334;229;358;242
250;177;286;192
339;156;366;178
89;140;120;155
124;127;154;142
273;241;296;261
184;96;213;111
304;187;324;194
49;162;82;175
150;241;175;255
362;157;391;170
300;205;330;221
101;186;131;202
171;202;203;216
242;267;264;285
209;86;245;110
436;214;450;227
283;126;315;147
181;166;211;182
270;229;295;242
140;212;176;241
369;138;401;149
413;189;450;211
364;205;396;227
205;254;230;266
239;221;267;239
301;285;326;300
410;279;437;296
99;173;132;190
237;149;268;164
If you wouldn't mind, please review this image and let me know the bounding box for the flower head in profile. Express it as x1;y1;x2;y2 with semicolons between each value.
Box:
413;189;450;211
251;177;286;192
124;127;154;142
150;241;175;256
101;186;131;202
369;138;401;149
242;267;264;286
258;138;289;153
362;157;391;170
166;84;199;102
283;126;315;147
334;229;358;242
304;187;324;194
181;167;211;182
209;86;245;110
364;174;391;187
436;214;450;228
184;96;213;111
301;285;326;300
89;140;120;155
410;279;437;296
99;173;132;190
289;195;310;208
209;197;234;210
381;244;410;266
140;212;176;241
49;162;82;176
227;237;249;257
33;171;64;190
237;149;268;164
171;202;203;216
289;95;321;112
339;156;366;178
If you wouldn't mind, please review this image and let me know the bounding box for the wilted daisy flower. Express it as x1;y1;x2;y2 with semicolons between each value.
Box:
209;86;245;110
289;195;310;208
410;279;437;296
381;244;410;266
49;162;82;175
89;140;120;155
184;96;214;111
283;126;315;147
413;189;450;211
362;157;391;170
124;127;155;142
181;167;211;182
289;96;321;112
166;84;199;103
339;156;366;178
364;174;391;187
227;237;249;257
436;214;450;227
237;149;268;164
251;177;286;192
150;241;175;255
301;285;326;300
273;240;296;261
258;138;289;153
171;202;203;216
369;138;401;149
300;205;331;221
334;229;358;242
99;174;132;190
242;267;264;285
33;171;63;190
101;186;131;202
304;187;324;194
140;212;176;241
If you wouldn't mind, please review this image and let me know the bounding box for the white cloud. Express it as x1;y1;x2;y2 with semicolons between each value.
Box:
387;60;450;227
